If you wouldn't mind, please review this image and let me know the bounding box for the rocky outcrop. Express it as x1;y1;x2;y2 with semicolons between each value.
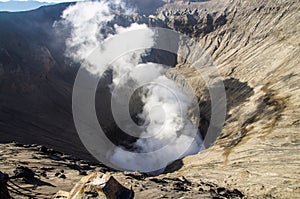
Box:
0;172;10;199
54;173;134;199
0;143;245;198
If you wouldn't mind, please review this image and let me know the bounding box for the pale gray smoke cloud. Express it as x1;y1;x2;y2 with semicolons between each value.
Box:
61;1;113;62
59;0;204;173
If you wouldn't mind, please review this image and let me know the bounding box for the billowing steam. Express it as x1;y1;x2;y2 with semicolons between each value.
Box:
57;0;204;173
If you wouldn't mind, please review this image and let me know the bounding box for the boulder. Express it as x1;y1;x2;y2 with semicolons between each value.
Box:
54;172;134;199
0;171;10;199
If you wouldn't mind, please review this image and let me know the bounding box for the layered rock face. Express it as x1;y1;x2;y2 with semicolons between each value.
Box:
158;0;300;198
0;0;299;198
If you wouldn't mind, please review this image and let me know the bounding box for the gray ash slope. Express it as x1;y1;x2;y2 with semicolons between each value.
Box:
0;4;71;143
0;3;89;159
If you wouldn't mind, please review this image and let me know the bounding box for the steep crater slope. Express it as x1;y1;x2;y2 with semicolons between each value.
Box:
156;0;300;198
0;3;91;158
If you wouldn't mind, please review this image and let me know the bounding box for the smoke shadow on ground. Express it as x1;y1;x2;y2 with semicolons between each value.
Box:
197;77;254;140
164;77;254;173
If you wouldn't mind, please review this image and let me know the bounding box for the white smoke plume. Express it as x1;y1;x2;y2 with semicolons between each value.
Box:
61;1;113;62
58;0;204;173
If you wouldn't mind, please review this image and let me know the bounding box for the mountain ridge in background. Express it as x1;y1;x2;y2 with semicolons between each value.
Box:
0;0;54;12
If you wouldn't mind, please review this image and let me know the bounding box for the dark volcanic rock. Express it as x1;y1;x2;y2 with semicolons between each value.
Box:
13;166;35;180
0;172;10;199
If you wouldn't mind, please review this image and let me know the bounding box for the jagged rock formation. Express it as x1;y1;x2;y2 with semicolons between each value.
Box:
0;143;244;198
0;0;299;198
54;173;134;199
158;0;300;198
0;143;118;198
0;172;10;199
